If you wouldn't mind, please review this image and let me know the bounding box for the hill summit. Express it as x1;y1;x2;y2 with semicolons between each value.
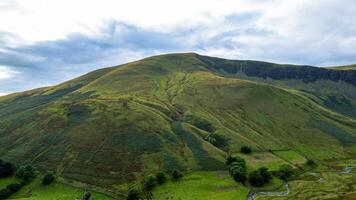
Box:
0;53;355;187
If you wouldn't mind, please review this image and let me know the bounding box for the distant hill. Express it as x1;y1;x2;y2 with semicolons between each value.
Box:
325;64;356;71
0;53;355;189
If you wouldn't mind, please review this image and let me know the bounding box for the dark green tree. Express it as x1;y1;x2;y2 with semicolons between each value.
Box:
126;189;140;200
42;171;55;185
15;164;35;183
144;176;157;191
81;191;92;200
248;170;265;187
155;172;167;185
240;146;252;154
171;170;183;181
277;164;294;180
0;160;15;178
259;167;272;183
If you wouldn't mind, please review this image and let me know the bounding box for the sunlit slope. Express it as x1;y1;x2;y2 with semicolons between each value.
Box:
0;53;355;186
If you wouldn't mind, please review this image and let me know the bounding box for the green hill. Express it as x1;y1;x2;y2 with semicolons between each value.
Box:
0;53;355;192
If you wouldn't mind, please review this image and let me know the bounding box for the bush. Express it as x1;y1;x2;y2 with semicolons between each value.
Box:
0;183;22;199
126;189;140;200
81;192;92;200
42;172;55;185
306;159;315;166
6;183;22;193
15;164;35;183
0;188;11;200
240;146;252;154
156;172;167;185
171;170;183;181
231;166;247;184
226;156;245;166
144;176;157;191
248;167;271;187
0;160;15;178
277;164;294;180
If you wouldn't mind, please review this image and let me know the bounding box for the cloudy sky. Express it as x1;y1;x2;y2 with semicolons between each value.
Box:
0;0;356;95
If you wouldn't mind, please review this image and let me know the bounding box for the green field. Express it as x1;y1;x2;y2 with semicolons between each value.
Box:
152;171;249;200
0;177;112;200
272;150;307;165
234;152;289;171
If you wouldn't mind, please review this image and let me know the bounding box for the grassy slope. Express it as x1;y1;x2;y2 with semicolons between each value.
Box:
0;53;355;193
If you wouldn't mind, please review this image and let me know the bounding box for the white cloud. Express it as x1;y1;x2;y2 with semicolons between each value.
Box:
0;65;18;80
0;0;356;94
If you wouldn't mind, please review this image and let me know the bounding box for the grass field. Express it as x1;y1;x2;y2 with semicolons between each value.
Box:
0;176;112;200
272;150;307;165
152;171;250;200
234;152;289;171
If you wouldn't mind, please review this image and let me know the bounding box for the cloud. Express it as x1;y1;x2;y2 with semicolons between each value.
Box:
0;0;356;94
0;65;18;80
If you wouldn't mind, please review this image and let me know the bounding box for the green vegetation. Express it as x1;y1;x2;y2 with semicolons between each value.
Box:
152;171;249;200
241;146;252;154
42;171;55;185
0;53;355;198
248;167;272;187
155;172;167;185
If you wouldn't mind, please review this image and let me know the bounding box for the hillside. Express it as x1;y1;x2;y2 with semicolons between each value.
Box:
0;53;355;191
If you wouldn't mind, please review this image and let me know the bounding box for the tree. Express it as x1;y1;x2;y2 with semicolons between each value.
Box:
144;176;157;191
248;170;265;187
81;192;92;200
6;183;21;193
15;164;35;183
259;167;272;183
240;146;252;154
171;170;183;181
0;160;15;178
277;164;294;180
231;166;247;184
226;156;246;167
306;159;315;166
126;189;140;200
248;167;272;187
0;188;11;200
156;172;167;185
42;171;55;185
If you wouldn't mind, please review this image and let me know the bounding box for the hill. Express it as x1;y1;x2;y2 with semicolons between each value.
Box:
0;53;355;192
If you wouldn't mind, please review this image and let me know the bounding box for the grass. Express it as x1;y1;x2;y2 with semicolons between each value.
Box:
152;171;249;200
234;152;289;171
0;176;112;200
0;176;21;189
272;150;307;165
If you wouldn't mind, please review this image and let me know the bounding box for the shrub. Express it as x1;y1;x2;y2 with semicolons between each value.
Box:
0;183;22;199
226;156;245;166
0;188;11;200
126;189;140;200
144;176;157;191
15;164;35;183
277;164;294;180
248;167;272;187
81;192;92;200
306;159;315;166
259;167;272;183
0;160;15;178
240;146;252;154
171;170;183;181
155;172;167;185
231;166;247;184
6;183;22;193
42;172;55;185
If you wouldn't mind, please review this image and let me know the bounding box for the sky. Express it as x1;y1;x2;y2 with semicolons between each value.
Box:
0;0;356;95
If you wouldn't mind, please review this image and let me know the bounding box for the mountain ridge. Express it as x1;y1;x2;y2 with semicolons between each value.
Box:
0;53;355;190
